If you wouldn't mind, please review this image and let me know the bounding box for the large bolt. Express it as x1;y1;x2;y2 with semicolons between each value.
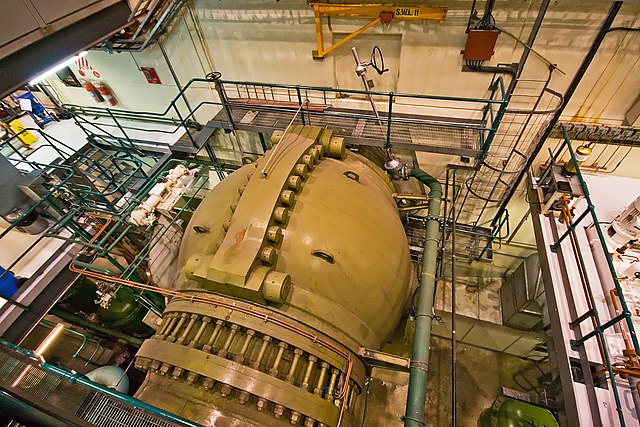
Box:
266;226;283;243
134;358;144;371
302;355;317;390
202;320;224;352
290;411;301;425
301;154;315;170
326;368;339;401
202;378;215;390
279;190;295;206
262;271;291;304
189;316;211;348
273;207;289;224
274;404;285;419
153;316;169;338
269;341;288;376
168;313;188;342
314;362;329;395
304;417;316;427
260;246;276;265
324;137;346;159
308;147;321;163
177;314;198;344
186;372;200;384
238;391;250;405
159;363;172;376
286;349;303;383
293;163;309;179
287;176;302;192
172;367;184;379
159;314;178;339
217;324;239;358
234;329;255;363
220;384;233;397
150;360;162;371
251;335;272;369
256;398;267;412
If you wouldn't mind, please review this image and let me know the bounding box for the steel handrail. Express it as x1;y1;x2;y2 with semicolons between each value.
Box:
0;338;202;427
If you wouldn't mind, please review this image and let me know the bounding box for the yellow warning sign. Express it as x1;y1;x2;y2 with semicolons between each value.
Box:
9;119;37;146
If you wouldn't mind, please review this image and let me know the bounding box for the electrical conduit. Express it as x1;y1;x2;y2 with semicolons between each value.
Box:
404;168;442;427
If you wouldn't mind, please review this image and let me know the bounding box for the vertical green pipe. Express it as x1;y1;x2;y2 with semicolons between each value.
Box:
404;168;442;427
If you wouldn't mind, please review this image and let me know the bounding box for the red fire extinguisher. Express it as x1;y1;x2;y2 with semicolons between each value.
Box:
96;82;117;106
81;80;104;104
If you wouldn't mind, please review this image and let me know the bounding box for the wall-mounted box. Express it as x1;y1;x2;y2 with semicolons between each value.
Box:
462;29;501;61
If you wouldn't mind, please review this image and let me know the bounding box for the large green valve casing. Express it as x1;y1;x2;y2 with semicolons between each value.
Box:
478;397;560;427
134;126;412;426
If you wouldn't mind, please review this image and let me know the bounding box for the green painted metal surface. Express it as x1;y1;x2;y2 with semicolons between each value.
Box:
478;397;559;427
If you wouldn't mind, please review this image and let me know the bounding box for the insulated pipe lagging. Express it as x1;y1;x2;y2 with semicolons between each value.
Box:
404;168;442;427
86;365;130;394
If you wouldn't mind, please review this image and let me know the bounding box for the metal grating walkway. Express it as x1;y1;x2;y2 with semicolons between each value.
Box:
0;344;187;427
405;215;494;263
212;103;483;158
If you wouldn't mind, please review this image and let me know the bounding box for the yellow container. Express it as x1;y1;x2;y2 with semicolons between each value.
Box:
9;119;38;146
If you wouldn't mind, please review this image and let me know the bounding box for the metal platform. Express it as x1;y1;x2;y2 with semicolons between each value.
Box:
405;215;494;263
0;342;193;427
211;103;483;157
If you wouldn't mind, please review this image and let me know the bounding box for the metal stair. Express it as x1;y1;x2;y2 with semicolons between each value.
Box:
104;0;187;52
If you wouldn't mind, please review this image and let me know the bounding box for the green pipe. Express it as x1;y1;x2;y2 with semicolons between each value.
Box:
49;308;143;346
72;259;116;276
404;168;442;427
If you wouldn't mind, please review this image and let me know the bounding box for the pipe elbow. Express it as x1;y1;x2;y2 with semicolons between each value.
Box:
410;168;442;199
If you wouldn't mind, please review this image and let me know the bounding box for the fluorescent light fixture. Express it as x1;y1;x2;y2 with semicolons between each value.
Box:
11;323;65;387
29;51;88;85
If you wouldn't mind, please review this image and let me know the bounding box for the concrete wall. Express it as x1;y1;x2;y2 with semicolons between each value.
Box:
42;1;639;123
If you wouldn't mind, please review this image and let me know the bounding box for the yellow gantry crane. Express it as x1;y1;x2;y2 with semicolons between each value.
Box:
311;2;447;59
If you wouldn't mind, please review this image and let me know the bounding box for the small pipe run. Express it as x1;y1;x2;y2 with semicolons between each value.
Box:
404;168;442;427
49;308;143;346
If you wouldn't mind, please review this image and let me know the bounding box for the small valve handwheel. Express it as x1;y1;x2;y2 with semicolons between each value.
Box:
371;45;389;75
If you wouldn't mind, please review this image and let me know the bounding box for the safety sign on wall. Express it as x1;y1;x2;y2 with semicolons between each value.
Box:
141;67;161;84
76;56;101;78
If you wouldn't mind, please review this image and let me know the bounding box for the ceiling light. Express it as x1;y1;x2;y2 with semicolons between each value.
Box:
29;51;88;85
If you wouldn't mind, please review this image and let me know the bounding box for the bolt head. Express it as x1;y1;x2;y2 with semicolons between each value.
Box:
256;398;267;412
220;384;232;397
172;367;183;379
238;391;250;405
274;404;285;418
186;372;199;384
290;411;301;424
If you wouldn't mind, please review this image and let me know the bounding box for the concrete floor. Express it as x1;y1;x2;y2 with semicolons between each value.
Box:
364;335;549;427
